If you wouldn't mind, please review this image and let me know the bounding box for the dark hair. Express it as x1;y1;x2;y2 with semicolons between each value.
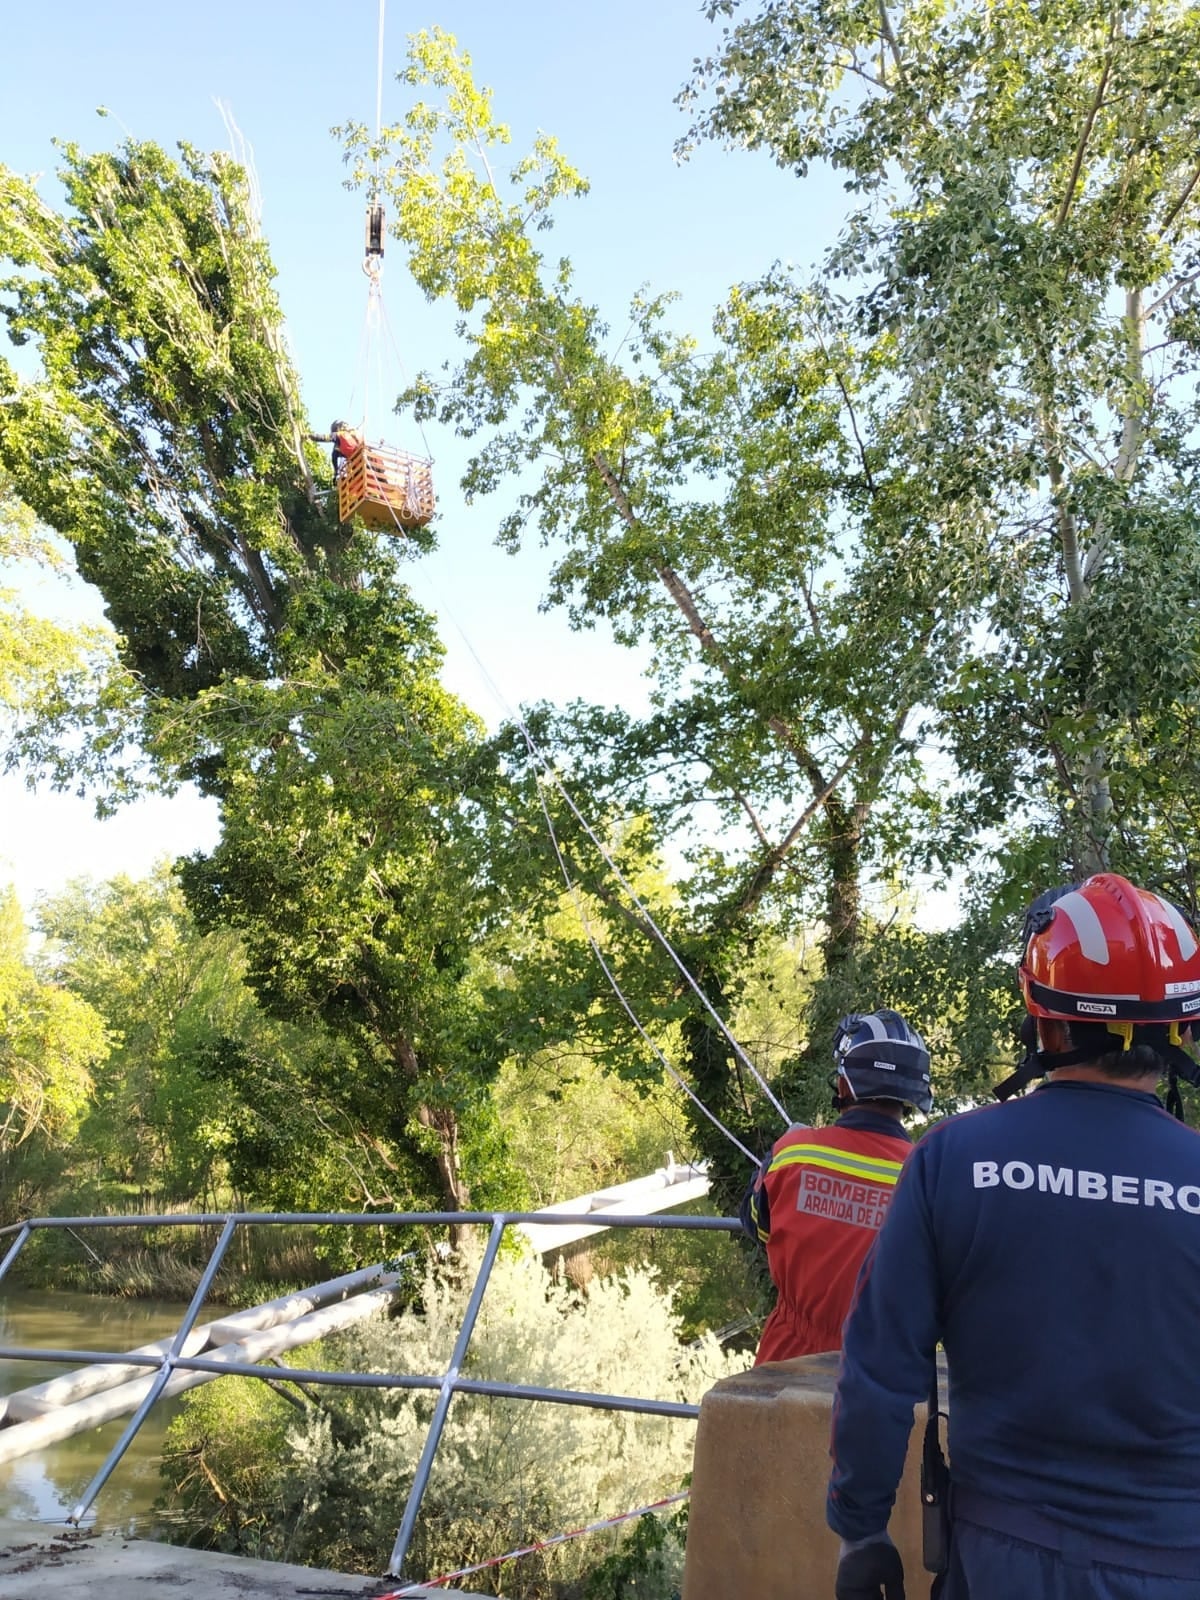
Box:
1067;1021;1169;1081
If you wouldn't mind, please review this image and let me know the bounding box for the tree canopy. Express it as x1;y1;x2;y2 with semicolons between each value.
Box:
0;140;545;1213
7;2;1200;1218
685;0;1200;905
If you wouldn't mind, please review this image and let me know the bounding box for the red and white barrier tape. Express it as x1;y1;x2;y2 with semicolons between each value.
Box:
379;1490;690;1596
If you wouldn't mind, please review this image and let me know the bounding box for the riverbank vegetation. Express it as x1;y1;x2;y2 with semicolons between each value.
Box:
162;1247;739;1596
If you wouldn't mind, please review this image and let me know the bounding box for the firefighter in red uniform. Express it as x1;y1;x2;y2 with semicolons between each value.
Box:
329;420;363;479
741;1009;931;1363
308;422;364;479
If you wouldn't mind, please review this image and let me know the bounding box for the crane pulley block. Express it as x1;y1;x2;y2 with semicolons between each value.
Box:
364;201;386;264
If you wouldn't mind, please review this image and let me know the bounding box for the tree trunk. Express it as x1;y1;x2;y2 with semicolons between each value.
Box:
823;796;863;972
392;1033;470;1226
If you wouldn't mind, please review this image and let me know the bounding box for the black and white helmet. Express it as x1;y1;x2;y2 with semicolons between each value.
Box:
833;1009;932;1114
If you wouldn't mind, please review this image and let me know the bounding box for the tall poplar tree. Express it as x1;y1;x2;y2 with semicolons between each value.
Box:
341;33;1003;1179
685;0;1200;904
0;141;533;1213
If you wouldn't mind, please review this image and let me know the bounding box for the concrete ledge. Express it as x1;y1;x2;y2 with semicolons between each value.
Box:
0;1519;488;1598
681;1353;933;1598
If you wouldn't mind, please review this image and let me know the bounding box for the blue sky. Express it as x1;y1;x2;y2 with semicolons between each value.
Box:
1;0;851;910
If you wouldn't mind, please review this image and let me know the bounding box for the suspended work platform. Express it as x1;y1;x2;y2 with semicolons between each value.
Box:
338;443;435;531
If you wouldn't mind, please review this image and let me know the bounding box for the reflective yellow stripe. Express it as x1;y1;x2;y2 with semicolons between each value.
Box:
785;1154;900;1186
773;1142;904;1178
767;1145;903;1186
749;1191;768;1243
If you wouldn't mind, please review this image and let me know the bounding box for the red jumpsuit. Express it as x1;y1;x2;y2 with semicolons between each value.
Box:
741;1107;911;1364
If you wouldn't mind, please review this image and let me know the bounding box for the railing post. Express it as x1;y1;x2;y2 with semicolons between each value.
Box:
386;1215;507;1578
0;1222;32;1289
68;1215;240;1523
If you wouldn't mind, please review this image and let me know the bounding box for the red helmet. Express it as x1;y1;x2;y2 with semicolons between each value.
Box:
1020;873;1200;1026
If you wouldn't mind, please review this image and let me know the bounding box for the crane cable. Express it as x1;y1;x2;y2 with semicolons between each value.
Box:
446;578;765;1163
349;0;387;441
351;0;436;460
448;610;791;1131
372;492;789;1153
374;0;386;155
530;766;758;1165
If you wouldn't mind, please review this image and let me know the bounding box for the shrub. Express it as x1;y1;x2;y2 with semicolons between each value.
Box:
162;1245;748;1594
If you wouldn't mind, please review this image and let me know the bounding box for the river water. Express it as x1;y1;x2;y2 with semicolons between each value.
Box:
0;1288;191;1531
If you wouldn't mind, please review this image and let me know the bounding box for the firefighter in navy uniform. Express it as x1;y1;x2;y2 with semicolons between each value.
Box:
827;874;1200;1600
741;1009;930;1363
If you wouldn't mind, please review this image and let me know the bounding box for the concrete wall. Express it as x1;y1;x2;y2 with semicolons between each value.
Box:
682;1353;932;1598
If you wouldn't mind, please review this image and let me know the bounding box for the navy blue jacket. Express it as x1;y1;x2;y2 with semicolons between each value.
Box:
828;1079;1200;1549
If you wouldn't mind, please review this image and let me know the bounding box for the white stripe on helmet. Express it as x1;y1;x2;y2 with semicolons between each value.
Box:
860;1012;888;1041
1052;892;1111;966
1151;896;1199;961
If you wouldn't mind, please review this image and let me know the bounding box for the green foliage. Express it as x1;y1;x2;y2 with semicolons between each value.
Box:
0;141;341;706
338;30;992;1202
0;885;108;1157
161;1359;293;1552
35;870;255;1200
162;1247;747;1594
0;135;552;1212
493;1045;689;1209
0;492;139;803
583;1499;688;1600
686;0;1200;900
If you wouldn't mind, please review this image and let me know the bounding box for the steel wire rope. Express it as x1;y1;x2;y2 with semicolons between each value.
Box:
374;0;386;152
448;617;792;1128
530;770;757;1165
359;0;435;475
369;494;790;1137
376;287;436;463
345;284;376;435
452;598;790;1127
368;279;387;439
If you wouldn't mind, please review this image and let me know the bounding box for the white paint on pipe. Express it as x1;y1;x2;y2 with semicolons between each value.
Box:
0;1279;399;1465
3;1262;398;1419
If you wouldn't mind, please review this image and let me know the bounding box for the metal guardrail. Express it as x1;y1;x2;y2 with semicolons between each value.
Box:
0;1207;740;1578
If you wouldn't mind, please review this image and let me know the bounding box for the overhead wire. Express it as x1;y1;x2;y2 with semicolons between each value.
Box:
374;0;386;151
529;767;757;1165
346;286;375;434
376;288;435;462
403;512;763;1161
437;605;792;1129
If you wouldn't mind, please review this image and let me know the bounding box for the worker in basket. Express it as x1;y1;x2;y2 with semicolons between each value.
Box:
309;420;364;480
740;1008;930;1363
827;873;1200;1600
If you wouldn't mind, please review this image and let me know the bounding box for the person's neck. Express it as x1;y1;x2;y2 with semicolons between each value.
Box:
1047;1065;1161;1092
841;1098;904;1121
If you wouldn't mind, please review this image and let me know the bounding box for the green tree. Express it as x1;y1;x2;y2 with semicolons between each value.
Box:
339;32;993;1189
0;138;548;1213
36;869;279;1204
0;886;106;1160
0;481;138;799
685;0;1200;910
